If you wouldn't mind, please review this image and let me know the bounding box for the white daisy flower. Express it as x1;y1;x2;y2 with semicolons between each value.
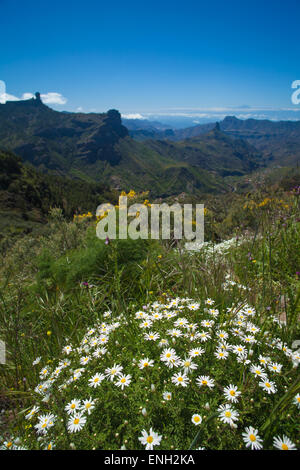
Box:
144;331;160;341
34;413;56;435
196;375;215;389
167;328;183;338
189;347;205;357
223;384;241;403
140;320;153;329
138;358;154;369
215;349;229;360
180;357;198;374
25;405;40;420
293;393;300;409
259;379;277;394
174;318;189;327
88;373;105;388
67;413;87;433
268;362;282;374
273;435;296;450
242;426;263;450
198;331;211;342
163;391;172;401
105;364;123;381
171;372;189;387
39;368;49;379
201;320;214;328
217;404;239;426
138;428;162;450
82;397;96;415
45;442;55;450
191;414;202;425
187;303;200;311
63;345;72;355
65;399;81;415
115;374;132;390
80;356;90;365
250;364;267;379
258;355;269;367
216;330;228;340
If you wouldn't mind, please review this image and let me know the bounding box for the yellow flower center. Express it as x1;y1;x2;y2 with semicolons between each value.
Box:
86;403;91;408
265;382;271;388
6;442;13;448
297;397;300;403
74;419;80;425
147;436;154;444
225;411;231;418
249;434;256;442
229;390;236;396
121;378;126;383
166;353;171;358
71;404;76;409
194;416;200;423
282;444;289;450
202;380;207;385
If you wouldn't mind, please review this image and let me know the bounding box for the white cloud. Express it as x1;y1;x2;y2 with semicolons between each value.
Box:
21;92;34;100
121;113;145;120
0;90;67;105
0;93;20;103
40;92;67;105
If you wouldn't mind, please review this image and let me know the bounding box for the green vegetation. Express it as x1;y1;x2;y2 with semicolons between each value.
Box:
0;149;117;248
0;178;299;450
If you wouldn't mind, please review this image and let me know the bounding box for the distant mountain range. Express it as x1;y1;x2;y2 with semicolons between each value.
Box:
0;94;269;197
126;115;300;167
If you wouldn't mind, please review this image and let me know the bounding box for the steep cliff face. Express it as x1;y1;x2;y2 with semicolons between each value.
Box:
0;95;129;170
77;110;128;165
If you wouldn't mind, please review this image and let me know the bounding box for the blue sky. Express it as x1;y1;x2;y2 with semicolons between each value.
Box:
1;0;300;123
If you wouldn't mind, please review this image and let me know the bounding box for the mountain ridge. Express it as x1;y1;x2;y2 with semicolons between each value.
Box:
0;96;267;196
